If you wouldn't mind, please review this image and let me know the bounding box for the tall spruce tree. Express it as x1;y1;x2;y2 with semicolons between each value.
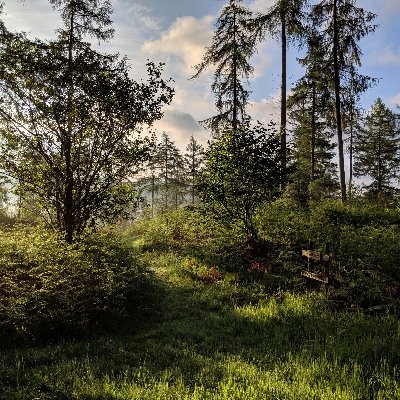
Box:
354;98;400;197
310;0;377;202
192;0;254;134
251;0;309;176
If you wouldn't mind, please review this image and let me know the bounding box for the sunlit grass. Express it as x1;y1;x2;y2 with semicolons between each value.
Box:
1;248;399;399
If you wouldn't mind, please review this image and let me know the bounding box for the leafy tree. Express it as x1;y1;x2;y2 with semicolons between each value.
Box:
251;0;309;175
184;136;204;204
310;0;377;202
0;1;173;242
196;122;281;241
192;0;254;134
354;98;400;197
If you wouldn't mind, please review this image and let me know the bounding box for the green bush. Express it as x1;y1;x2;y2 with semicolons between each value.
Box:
0;226;152;341
125;208;247;271
257;199;400;311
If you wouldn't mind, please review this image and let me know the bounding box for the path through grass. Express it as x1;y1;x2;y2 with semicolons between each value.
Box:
1;250;399;399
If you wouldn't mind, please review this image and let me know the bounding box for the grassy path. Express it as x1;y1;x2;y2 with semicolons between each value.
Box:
0;250;400;399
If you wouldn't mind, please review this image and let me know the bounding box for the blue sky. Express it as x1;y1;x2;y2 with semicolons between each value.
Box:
2;0;400;150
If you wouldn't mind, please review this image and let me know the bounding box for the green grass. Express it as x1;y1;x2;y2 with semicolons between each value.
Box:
1;247;400;399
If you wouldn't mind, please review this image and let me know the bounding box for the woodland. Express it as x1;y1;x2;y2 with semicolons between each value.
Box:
0;0;400;398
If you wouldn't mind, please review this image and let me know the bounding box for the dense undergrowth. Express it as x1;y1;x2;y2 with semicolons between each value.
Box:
0;226;153;343
258;198;400;312
0;200;400;398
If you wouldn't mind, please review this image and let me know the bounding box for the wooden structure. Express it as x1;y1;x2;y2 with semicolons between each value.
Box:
301;242;331;284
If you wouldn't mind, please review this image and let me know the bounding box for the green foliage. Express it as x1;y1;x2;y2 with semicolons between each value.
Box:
257;198;400;310
0;226;152;341
197;122;281;240
192;0;254;133
1;245;399;399
125;208;246;271
354;98;400;197
0;2;173;242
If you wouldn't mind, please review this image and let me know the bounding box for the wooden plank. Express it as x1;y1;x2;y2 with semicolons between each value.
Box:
301;270;329;284
302;249;321;261
302;250;330;262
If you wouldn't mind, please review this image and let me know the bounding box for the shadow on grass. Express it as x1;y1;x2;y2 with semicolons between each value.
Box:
0;251;399;399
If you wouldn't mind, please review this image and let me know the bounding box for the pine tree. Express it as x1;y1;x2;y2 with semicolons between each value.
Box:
192;0;254;134
251;0;309;176
184;136;204;204
310;0;377;202
354;98;400;197
151;133;185;211
288;77;337;202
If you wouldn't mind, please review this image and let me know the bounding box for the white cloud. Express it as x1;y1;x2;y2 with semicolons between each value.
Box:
153;108;209;150
2;0;60;39
248;0;275;13
373;46;400;65
141;15;214;76
385;93;400;108
250;40;276;80
248;95;280;125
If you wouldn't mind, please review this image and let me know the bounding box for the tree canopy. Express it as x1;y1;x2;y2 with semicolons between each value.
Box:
0;0;173;241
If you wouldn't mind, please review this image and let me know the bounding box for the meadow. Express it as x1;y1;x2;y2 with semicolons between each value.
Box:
0;203;400;399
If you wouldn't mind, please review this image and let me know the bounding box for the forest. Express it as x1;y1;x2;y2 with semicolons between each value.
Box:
0;0;400;398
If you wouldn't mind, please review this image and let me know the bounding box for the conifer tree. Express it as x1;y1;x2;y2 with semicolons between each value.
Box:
184;136;204;204
150;133;185;211
192;0;254;134
251;0;309;175
354;98;400;197
310;0;377;202
288;78;337;202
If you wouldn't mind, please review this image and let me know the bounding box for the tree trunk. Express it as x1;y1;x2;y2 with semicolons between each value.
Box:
378;127;382;194
64;6;75;243
349;105;354;199
233;4;238;131
191;151;195;204
164;146;168;210
311;82;316;182
333;0;346;202
280;8;287;187
151;172;155;218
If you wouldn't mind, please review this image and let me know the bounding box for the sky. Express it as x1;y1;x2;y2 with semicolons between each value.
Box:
2;0;400;150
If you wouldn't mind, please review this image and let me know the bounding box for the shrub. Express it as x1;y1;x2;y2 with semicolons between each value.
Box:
125;208;247;271
0;226;152;341
257;199;400;311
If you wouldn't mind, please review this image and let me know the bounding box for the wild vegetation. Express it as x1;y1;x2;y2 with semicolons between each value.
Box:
0;0;400;398
1;208;400;399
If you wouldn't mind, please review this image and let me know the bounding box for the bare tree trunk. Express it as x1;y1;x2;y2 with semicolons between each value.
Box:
333;0;346;202
280;9;287;187
191;151;195;204
311;82;316;182
378;127;382;194
233;4;238;131
65;6;75;243
151;173;155;218
349;106;354;199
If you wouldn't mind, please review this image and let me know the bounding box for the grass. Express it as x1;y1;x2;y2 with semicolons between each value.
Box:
0;235;400;399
